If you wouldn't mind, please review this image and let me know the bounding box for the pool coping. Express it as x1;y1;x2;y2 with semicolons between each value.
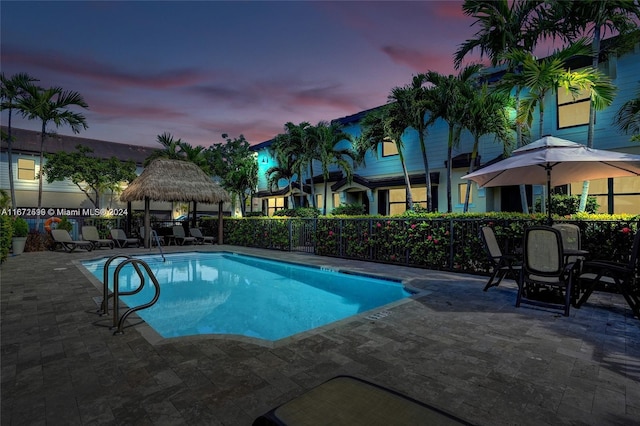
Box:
73;250;431;349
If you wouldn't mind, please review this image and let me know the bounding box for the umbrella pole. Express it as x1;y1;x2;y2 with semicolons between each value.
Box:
546;166;552;225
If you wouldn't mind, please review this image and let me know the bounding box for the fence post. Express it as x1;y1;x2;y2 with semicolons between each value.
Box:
448;217;455;271
288;219;293;251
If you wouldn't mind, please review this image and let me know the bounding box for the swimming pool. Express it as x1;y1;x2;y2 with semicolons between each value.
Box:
81;252;413;342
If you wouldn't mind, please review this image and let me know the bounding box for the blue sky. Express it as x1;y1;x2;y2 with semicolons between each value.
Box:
2;1;488;148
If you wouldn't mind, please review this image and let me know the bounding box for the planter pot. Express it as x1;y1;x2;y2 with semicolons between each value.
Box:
12;236;27;255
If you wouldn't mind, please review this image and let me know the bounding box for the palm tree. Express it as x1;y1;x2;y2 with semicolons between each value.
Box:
542;0;640;210
17;85;88;229
423;64;483;212
354;106;414;211
499;40;616;139
461;85;513;211
614;84;640;142
0;72;38;208
388;76;434;211
272;122;312;208
499;40;616;212
307;121;358;214
266;137;297;208
144;132;184;165
455;0;546;214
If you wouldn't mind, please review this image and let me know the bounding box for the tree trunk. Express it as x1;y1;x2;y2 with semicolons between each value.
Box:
36;122;46;231
7;110;17;209
418;130;433;212
579;26;602;212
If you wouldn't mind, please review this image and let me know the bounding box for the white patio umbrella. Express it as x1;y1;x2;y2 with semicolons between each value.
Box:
462;136;640;221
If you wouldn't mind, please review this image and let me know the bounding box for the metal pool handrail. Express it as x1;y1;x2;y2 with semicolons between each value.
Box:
111;258;161;335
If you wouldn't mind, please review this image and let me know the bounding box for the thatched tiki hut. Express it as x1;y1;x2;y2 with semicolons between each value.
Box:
120;159;230;248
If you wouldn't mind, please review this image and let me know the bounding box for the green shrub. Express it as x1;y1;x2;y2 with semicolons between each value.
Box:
273;207;320;217
0;215;13;262
12;217;29;237
535;194;599;216
57;216;73;232
331;203;366;216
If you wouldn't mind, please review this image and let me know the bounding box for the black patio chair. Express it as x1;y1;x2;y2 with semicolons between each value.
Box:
517;226;577;316
479;226;521;291
576;229;640;319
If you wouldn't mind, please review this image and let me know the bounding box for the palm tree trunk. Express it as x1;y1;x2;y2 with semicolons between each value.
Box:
397;146;413;210
418;132;433;211
6;110;17;209
464;136;480;212
308;163;317;208
446;124;454;213
36;122;46;231
323;180;329;215
579;26;602;212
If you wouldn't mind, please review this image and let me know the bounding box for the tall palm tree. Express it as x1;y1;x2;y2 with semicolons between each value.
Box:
423;64;483;212
542;0;640;210
0;72;39;208
274;122;311;208
354;106;414;211
388;76;434;211
614;84;640;142
307;121;358;214
499;40;616;139
461;85;514;211
17;85;88;229
455;0;546;214
266;137;297;208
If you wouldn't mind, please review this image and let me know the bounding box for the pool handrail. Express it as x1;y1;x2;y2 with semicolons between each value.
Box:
112;258;161;335
100;254;134;316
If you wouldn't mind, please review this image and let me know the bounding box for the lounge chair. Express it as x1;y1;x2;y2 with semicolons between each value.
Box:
253;375;474;426
51;229;94;253
110;229;139;248
479;226;521;291
576;229;640;318
190;228;215;244
517;226;576;316
82;225;114;249
172;225;196;245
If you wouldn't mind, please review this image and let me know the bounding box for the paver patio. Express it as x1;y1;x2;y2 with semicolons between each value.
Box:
1;244;639;425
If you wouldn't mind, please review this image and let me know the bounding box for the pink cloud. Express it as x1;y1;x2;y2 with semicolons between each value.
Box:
2;46;207;90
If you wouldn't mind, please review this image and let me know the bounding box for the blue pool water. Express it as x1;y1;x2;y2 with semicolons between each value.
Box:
81;252;412;341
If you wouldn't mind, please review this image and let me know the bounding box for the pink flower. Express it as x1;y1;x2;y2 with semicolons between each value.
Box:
427;235;433;241
411;224;416;229
377;222;382;228
329;230;334;236
434;239;439;244
621;227;632;234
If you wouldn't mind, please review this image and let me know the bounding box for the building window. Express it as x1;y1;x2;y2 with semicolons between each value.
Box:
17;158;36;180
388;187;428;215
458;183;472;204
382;139;398;157
557;85;590;129
266;197;285;216
333;193;340;210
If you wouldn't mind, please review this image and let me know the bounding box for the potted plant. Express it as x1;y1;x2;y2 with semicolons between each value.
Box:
12;216;29;255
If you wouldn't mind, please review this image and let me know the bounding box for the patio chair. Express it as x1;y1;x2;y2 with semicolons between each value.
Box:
517;226;577;316
252;375;474;426
51;229;94;253
479;226;521;291
552;223;584;266
81;225;115;249
139;226;164;246
190;228;215;244
110;228;139;248
172;225;196;245
576;229;640;319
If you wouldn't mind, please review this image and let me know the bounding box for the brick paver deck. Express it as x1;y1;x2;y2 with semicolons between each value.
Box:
1;244;638;425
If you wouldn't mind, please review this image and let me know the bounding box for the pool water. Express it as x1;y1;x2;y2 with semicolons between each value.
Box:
81;252;412;341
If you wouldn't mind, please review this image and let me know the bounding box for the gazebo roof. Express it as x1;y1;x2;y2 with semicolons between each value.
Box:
120;158;230;203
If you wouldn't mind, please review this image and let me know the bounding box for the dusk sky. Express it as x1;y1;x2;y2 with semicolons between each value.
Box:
3;1;515;149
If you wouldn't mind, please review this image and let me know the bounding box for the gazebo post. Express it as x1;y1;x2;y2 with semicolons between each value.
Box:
144;197;151;248
218;201;224;245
